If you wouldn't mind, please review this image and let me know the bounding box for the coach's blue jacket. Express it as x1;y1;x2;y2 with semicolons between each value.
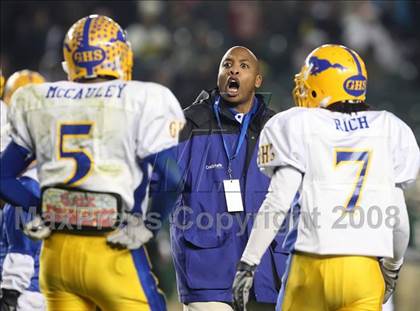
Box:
170;89;289;304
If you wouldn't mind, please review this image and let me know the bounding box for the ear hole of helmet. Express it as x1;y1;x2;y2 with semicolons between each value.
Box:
311;90;317;98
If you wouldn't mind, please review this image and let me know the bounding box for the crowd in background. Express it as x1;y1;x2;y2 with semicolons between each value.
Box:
2;0;420;302
2;2;419;118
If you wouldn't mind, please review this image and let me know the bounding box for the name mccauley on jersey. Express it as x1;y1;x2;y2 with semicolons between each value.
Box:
45;83;127;100
8;79;185;213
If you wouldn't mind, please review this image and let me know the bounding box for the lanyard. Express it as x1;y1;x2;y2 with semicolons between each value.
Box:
213;96;258;179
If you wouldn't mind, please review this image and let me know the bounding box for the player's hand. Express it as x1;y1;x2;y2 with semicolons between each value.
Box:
23;215;51;240
379;259;400;303
106;214;153;250
0;289;20;311
232;261;257;311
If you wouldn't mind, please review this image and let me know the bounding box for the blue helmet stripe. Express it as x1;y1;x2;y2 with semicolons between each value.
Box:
82;16;92;48
79;16;96;76
344;47;362;75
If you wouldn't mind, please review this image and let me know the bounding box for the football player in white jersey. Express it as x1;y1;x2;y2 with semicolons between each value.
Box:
1;70;46;311
0;15;185;311
0;72;7;153
232;44;420;311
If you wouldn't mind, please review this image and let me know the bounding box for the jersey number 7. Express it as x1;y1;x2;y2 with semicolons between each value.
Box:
57;122;94;186
334;149;371;211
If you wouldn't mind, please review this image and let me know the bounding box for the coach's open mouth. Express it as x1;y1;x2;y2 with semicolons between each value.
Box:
226;78;240;97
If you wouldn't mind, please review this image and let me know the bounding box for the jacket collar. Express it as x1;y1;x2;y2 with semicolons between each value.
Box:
191;88;272;131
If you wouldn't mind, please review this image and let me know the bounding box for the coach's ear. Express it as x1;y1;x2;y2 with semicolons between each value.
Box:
255;74;262;89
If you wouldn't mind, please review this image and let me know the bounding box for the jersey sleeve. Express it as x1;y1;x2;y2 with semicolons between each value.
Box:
1;253;35;292
136;85;185;159
0;100;11;152
258;108;306;177
391;117;420;186
7;87;34;156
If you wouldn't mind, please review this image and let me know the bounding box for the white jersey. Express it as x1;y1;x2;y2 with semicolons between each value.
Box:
8;80;185;212
1;100;11;152
259;107;420;257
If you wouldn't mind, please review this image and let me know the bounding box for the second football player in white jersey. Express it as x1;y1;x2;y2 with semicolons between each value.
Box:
232;44;420;311
1;70;46;311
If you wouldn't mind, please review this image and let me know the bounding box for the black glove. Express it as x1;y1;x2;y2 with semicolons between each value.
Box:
0;289;20;311
379;259;400;303
232;261;257;311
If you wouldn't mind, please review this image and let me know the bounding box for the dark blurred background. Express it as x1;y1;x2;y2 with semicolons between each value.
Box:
1;1;420;132
1;1;420;310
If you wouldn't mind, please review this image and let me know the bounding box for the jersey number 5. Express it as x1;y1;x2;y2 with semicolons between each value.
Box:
334;149;371;211
57;122;94;186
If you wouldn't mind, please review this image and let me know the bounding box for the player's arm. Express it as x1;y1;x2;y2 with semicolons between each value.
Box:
137;85;185;231
1;227;37;303
241;167;302;265
233;109;305;311
144;146;183;234
379;185;410;303
0;203;40;310
385;186;410;268
0;87;39;211
232;167;302;311
0;142;38;210
240;110;305;265
106;147;183;250
390;116;420;265
107;85;185;250
380;116;420;303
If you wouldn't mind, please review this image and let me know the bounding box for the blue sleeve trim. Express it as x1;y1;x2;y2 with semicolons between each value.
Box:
276;254;293;311
0;142;39;211
132;160;152;215
3;204;41;256
131;247;166;311
0;142;34;177
143;146;184;234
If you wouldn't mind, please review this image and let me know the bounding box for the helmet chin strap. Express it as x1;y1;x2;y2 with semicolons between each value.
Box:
319;96;332;108
62;61;69;74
